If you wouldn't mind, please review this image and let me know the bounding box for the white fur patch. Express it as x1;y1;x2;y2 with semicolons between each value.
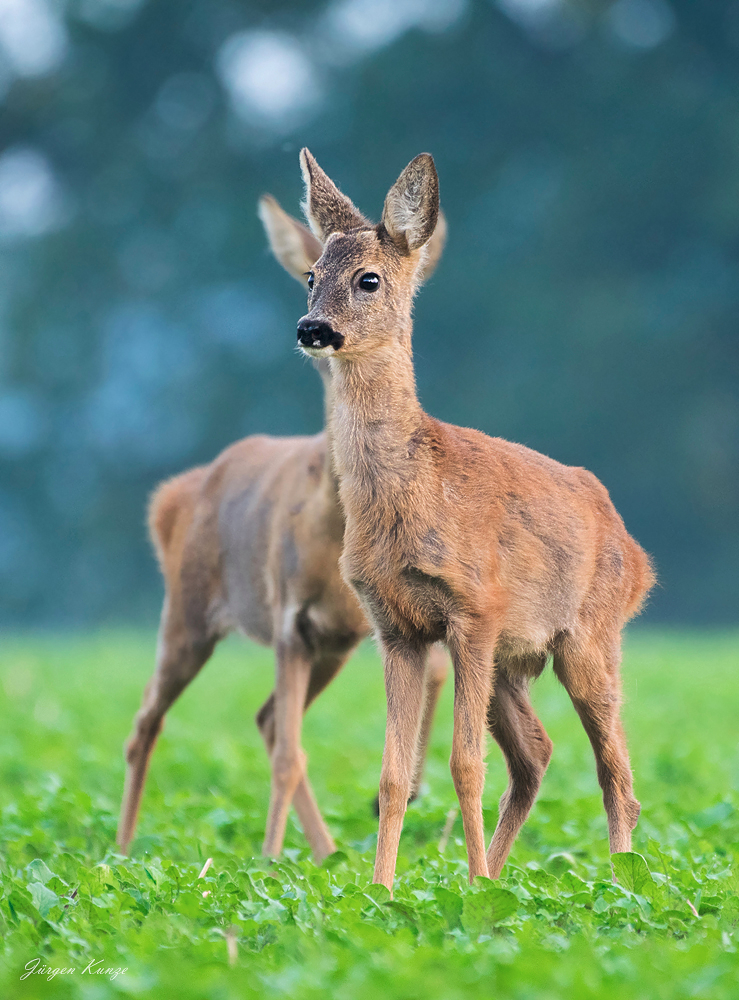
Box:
299;343;336;358
300;196;324;241
385;184;423;237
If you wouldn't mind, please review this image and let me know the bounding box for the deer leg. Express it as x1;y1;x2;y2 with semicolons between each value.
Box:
448;633;497;884
256;650;350;862
261;642;314;859
372;642;449;815
486;664;553;878
117;614;215;854
298;651;354;858
410;643;449;801
373;640;429;893
553;636;640;855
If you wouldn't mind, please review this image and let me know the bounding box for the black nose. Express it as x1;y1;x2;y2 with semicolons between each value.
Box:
296;319;345;351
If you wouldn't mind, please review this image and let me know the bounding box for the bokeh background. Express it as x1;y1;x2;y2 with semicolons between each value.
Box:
0;0;737;628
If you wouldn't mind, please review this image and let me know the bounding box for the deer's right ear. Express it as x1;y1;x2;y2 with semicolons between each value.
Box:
382;153;439;254
258;194;323;288
300;148;367;241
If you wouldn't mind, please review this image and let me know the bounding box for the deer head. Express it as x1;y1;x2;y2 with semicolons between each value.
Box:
293;149;441;359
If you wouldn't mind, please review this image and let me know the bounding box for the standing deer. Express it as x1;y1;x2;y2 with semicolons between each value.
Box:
293;149;655;892
116;195;449;862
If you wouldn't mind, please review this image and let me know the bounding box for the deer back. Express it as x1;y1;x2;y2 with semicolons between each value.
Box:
149;432;366;649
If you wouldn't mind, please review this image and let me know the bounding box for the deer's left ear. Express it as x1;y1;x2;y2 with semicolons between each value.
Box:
381;153;439;254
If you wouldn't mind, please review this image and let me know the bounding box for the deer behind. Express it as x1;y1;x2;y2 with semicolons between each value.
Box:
116;196;449;862
292;149;655;892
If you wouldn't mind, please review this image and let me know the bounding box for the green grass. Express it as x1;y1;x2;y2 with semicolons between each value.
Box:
1;629;738;999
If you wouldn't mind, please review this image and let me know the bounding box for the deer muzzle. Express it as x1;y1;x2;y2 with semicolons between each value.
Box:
296;319;345;356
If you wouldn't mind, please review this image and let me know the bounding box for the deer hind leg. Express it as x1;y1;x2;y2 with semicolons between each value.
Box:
448;630;498;884
486;659;553;879
553;635;640;855
256;649;350;863
117;605;215;854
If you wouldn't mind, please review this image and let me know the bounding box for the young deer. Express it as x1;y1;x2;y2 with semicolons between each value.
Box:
293;149;655;892
116;195;449;862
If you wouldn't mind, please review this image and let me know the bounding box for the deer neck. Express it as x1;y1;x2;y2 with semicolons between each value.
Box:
312;357;343;506
328;337;426;506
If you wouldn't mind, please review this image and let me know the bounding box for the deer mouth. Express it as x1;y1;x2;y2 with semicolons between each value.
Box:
300;344;337;358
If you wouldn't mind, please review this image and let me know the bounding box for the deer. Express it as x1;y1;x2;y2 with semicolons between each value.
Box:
116;193;449;863
292;148;655;894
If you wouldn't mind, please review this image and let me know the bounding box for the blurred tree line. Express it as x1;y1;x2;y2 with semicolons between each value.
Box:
0;0;737;626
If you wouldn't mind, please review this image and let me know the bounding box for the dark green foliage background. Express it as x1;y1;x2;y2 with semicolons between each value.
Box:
1;0;737;626
1;631;738;997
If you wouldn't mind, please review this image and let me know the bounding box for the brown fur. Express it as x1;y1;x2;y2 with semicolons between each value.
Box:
116;197;450;862
296;149;655;892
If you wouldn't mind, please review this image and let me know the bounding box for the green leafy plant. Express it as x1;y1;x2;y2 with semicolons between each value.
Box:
0;630;737;998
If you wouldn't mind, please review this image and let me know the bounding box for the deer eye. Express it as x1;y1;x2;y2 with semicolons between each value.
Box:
358;272;380;292
307;272;314;290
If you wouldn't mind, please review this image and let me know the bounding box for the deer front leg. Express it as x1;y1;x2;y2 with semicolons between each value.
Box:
373;640;428;894
409;643;449;801
256;692;335;862
372;643;449;815
261;642;313;859
449;633;496;883
256;650;351;863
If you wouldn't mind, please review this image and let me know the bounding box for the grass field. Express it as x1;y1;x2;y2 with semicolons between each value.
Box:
0;629;737;999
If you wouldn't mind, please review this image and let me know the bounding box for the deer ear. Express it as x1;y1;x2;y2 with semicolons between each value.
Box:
300;148;367;241
416;208;447;284
381;153;439;254
258;194;323;287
